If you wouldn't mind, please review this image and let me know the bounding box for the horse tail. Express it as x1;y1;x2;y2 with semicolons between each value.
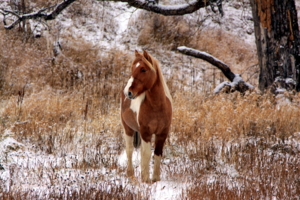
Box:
133;131;141;148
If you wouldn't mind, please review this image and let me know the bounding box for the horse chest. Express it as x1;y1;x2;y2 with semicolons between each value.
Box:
139;103;170;134
129;92;146;126
129;94;168;131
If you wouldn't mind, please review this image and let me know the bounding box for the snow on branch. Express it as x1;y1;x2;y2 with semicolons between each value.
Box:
117;0;210;16
1;0;215;30
1;0;76;29
178;46;236;81
178;46;254;94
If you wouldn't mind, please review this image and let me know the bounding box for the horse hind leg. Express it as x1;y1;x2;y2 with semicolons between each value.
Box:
152;133;167;182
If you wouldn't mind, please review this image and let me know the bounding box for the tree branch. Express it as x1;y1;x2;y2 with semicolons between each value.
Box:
1;0;212;29
178;46;236;81
45;0;76;20
178;46;254;93
118;0;209;16
1;0;76;29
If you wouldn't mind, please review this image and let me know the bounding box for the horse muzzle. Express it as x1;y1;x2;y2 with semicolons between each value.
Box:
124;77;136;99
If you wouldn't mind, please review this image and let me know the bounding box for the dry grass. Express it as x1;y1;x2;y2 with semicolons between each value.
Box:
0;28;131;96
0;27;131;156
6;0;56;13
137;13;193;50
172;91;300;141
0;17;300;200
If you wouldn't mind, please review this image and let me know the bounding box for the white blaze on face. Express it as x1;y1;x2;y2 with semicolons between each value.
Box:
135;62;140;68
124;76;134;97
130;92;145;126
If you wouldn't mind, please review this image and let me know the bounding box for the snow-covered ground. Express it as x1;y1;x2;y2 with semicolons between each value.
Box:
1;123;300;199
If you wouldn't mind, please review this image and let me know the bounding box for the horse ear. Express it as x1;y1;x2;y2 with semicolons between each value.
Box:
143;50;152;64
135;50;141;57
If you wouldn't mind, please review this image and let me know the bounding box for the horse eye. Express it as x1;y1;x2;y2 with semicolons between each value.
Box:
141;68;147;73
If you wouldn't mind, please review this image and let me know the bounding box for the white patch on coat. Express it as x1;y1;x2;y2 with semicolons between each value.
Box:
135;62;140;68
130;92;145;126
124;76;134;97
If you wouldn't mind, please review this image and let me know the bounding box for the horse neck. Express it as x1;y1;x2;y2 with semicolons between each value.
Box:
145;73;167;107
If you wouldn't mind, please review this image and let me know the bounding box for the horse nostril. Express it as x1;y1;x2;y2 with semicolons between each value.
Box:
128;91;132;97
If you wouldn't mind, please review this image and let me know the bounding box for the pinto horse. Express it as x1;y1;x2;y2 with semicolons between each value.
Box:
121;50;172;182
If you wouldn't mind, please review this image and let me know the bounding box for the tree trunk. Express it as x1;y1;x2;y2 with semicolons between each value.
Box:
250;0;300;92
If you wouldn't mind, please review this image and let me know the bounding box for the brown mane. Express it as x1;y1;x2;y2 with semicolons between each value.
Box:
141;52;172;105
150;54;173;105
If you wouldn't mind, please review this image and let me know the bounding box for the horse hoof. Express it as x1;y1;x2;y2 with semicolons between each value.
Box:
141;176;151;183
152;177;160;182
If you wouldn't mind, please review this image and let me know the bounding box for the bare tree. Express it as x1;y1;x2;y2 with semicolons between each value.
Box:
250;0;300;93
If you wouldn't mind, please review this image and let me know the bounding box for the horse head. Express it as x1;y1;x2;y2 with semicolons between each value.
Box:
124;50;157;99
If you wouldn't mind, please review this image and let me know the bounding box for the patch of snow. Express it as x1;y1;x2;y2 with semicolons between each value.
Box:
285;78;296;85
214;81;231;93
232;74;243;83
118;149;140;167
293;132;300;139
151;180;186;200
275;88;286;94
214;74;254;93
0;135;24;157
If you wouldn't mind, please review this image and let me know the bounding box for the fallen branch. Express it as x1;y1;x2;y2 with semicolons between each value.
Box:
178;46;254;93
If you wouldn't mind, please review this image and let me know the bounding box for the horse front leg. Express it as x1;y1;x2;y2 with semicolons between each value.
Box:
152;154;161;182
124;132;135;176
140;135;152;183
152;131;168;182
